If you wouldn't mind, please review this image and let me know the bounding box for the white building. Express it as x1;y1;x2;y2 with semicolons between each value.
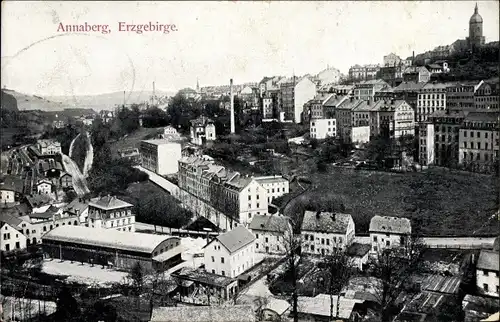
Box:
416;82;448;123
254;176;289;204
190;116;216;145
87;195;135;232
249;215;292;254
204;226;256;278
351;126;370;145
140;139;183;175
262;97;274;119
63;198;90;224
36;179;52;195
225;177;269;226
316;67;341;86
301;211;355;256
476;250;499;297
369;215;411;255
280;77;317;123
36;140;62;155
163;126;179;137
310;119;337;139
0;216;27;252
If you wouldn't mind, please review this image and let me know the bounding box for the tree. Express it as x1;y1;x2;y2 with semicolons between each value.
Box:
55;286;80;321
366;135;393;168
129;262;145;296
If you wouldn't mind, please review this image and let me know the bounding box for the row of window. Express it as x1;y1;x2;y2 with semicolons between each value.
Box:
463;141;494;150
303;234;344;244
462;151;499;162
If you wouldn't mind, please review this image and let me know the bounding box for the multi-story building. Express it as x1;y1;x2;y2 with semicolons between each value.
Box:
0;214;27;252
36;179;52;195
393;82;427;113
377;100;415;138
335;98;364;143
204;225;256;278
322;95;349;119
458;112;500;170
36;140;62;156
316;67;341;86
249;214;292;254
353;79;390;101
378;66;405;88
310;119;337;140
304;94;335;121
140;139;183;175
402;66;431;83
446;80;484;112
474;81;499;110
279;77;317;123
87;195;135;232
224;176;269;226
416;82;448;123
476;249;499;298
262;96;274;119
59;173;73;189
253;176;289;204
190;116;216;145
301;211;355;256
0;176;23;204
348;64;381;82
369;215;411;255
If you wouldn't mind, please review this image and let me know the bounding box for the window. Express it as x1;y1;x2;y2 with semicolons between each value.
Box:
326;239;330;245
386;240;390;246
321;238;325;245
256;243;259;249
311;245;314;251
256;233;259;238
221;257;225;263
211;256;215;262
471;131;474;138
265;237;268;243
483;283;489;292
221;271;225;276
373;236;378;242
477;132;480;138
212;269;215;274
248;195;251;201
483;270;488;276
15;241;20;249
5;244;10;251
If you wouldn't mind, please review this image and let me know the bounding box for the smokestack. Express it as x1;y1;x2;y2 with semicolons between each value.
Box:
153;81;156;106
412;51;415;66
230;79;235;134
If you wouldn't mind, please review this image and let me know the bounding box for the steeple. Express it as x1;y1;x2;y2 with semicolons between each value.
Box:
474;2;478;14
196;78;200;92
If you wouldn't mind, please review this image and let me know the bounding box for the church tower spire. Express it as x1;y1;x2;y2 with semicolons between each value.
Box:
196;78;200;92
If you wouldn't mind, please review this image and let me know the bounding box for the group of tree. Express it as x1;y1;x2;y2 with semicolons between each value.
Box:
365;134;417;169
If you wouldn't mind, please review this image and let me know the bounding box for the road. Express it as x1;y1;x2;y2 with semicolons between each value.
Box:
61;153;90;196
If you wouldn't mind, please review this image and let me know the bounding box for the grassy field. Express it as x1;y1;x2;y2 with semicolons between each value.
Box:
284;166;499;236
109;127;164;157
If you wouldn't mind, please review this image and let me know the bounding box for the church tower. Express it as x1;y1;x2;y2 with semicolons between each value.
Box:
468;3;485;49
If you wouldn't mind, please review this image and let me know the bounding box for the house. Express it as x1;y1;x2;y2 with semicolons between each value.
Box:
0;176;24;204
462;294;500;322
0;214;27;252
279;76;317;123
249;215;292;254
403;66;431;83
151;305;255;322
253;175;289;204
87;195;135;232
296;294;365;321
310;119;337;140
301;211;355;256
204;225;256;278
476;250;499;297
63;197;90;224
353;79;390;101
59;172;72;188
261;298;291;321
346;243;371;271
36;179;53;195
190;116;216;145
36;139;62;156
376;99;415;139
369;215;411;254
139;139;183;175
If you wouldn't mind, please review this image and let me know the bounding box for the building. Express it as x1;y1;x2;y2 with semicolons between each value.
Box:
335;98;365;143
372;100;415;139
0;176;23;204
393;81;427;112
118;147;141;163
301;211;355;256
163;126;179;137
296;294;365;321
369;215;412;254
418;122;436;166
351;126;370;145
403;66;431;83
383;53;402;67
346;243;371;271
262;96;274;119
467;3;485;49
348;64;381;82
63;197;90;224
353;79;390;101
475;81;499;110
310;119;337;140
151;305;255;322
446;81;484;112
249;215;292;254
36;140;62;156
416;82;448;123
476;249;499;297
0;216;27;252
458;112;500;170
261;298;291;321
316;67;341;85
36;179;52;195
253;175;289;204
378;66;405;87
87;195;135;232
178;88;198;100
190;116;216;145
42;225;182;271
204;225;256;278
140;139;182;175
279;77;317;123
304;93;335;121
322;94;350;119
351;99;377;137
59;173;72;189
224;176;269;226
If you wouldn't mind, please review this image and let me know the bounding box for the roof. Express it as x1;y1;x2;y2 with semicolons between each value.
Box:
464;111;499;123
63;198;89;215
297;294;364;319
301;211;353;234
369;215;412;235
346;243;371;257
421;274;462;294
323;94;348;107
225;175;253;192
337;98;364;110
37;139;61;148
142;138;182;145
253;175;288;185
0;211;23;228
172;267;237;287
264;298;290;316
190;116;214;126
249;215;291;233
43;225;177;254
394;81;427;92
151;305;255;322
0;176;23;193
212;226;256;254
88;195;133;211
477;250;499;271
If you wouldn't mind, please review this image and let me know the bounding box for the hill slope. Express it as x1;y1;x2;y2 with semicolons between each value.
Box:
2;89;65;111
0;90;19;111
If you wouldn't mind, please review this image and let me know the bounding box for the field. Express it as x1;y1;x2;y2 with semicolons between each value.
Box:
109;127;165;157
284;166;499;236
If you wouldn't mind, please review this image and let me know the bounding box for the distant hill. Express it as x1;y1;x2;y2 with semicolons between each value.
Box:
0;90;19;111
45;90;176;112
2;89;65;112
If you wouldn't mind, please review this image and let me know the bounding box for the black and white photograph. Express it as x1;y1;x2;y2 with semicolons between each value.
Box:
0;1;499;321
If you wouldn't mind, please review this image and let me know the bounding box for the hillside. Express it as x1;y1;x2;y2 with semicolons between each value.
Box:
0;90;19;111
2;89;65;112
46;90;176;112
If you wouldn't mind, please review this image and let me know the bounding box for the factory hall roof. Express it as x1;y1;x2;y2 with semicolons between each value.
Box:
43;225;178;254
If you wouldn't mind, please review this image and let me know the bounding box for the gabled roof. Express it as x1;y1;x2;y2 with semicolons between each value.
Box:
208;226;256;254
264;298;290;316
393;81;427;92
88;195;133;211
0;211;24;228
297;294;364;319
346;243;371;257
249;215;291;233
301;211;353;234
254;175;288;185
323;95;348;107
477;250;499;272
336;98;364;110
0;176;24;193
369;215;411;235
64;198;89;215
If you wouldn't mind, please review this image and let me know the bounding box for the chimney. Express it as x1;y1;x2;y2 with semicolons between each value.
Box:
350;96;354;102
230;79;235;134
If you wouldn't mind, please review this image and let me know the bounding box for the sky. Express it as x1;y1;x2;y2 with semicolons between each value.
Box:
1;1;499;97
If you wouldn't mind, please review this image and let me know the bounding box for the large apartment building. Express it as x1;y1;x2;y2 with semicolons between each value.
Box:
140;139;183;175
279;77;317;123
446;80;484;112
474;81;499;110
416;82;448;123
87;195;136;232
